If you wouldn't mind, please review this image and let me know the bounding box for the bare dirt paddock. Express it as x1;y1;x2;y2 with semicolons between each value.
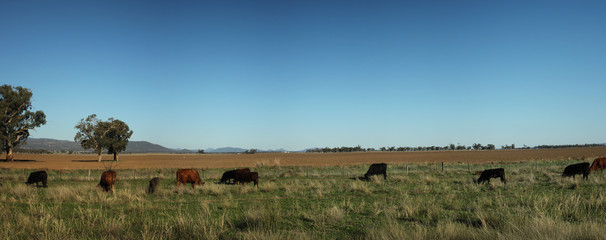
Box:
1;147;606;170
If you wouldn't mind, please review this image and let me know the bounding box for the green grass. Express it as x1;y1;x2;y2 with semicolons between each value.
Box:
1;159;606;239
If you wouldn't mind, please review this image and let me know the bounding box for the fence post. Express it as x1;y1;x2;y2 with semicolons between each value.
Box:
88;169;91;181
406;164;409;175
442;162;444;173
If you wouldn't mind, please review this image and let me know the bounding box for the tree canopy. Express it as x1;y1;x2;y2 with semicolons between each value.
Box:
74;115;132;161
74;114;104;161
0;85;46;161
100;118;133;161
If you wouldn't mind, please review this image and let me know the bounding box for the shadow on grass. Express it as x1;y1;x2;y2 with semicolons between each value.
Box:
4;159;39;162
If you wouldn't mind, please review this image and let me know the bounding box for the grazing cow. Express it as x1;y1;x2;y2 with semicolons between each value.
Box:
148;177;160;194
589;158;606;173
219;168;251;184
25;170;48;188
234;171;258;187
176;169;204;189
99;170;117;192
477;168;506;184
562;162;590;180
364;163;387;180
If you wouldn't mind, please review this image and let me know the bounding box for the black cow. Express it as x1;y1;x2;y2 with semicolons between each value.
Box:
562;162;590;180
219;168;251;184
148;177;160;194
364;163;387;180
234;171;259;187
477;168;506;184
25;170;48;187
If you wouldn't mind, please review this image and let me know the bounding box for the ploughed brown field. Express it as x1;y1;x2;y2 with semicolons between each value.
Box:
2;147;606;170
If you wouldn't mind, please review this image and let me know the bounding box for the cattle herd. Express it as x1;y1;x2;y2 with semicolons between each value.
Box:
10;157;606;193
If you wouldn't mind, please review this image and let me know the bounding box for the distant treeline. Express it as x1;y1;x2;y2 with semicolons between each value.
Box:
14;148;92;154
534;144;605;149
306;143;605;153
306;144;496;153
14;148;52;154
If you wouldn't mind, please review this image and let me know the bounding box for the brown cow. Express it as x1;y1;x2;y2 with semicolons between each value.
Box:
176;169;204;189
590;157;606;173
234;171;258;187
99;170;116;192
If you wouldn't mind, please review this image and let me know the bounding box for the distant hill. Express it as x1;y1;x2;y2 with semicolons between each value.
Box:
122;141;193;153
18;138;293;154
19;138;190;154
20;138;87;152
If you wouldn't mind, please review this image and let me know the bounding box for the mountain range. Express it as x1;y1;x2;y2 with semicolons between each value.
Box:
18;138;292;153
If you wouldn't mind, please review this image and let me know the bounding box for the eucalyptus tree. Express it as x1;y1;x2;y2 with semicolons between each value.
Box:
74;114;104;161
75;115;133;161
0;85;46;161
99;118;133;161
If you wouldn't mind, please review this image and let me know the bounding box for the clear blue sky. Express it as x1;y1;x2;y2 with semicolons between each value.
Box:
1;1;605;150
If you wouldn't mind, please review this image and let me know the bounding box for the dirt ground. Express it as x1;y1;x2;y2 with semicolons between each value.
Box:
1;147;605;170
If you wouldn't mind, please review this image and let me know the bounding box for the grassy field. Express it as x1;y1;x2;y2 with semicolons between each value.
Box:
1;155;606;239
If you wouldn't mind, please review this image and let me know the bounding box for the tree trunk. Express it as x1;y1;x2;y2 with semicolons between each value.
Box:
6;147;14;162
113;152;119;161
97;153;102;162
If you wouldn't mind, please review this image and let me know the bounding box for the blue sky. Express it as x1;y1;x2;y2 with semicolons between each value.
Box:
1;1;605;150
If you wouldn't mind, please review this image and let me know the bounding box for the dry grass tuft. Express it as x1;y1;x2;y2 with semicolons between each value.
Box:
424;176;439;185
256;158;281;168
323;206;344;224
200;184;229;196
237;229;312;240
368;175;384;185
237;202;281;231
259;181;278;193
348;181;371;195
